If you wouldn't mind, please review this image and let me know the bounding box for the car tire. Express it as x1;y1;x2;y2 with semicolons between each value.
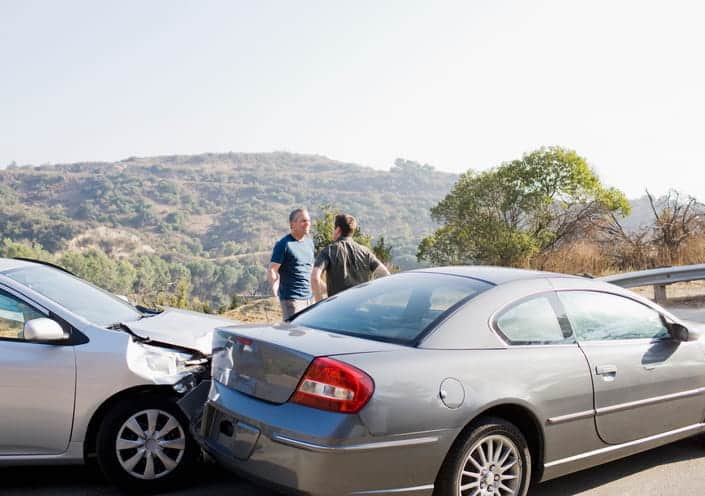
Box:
434;416;531;496
96;393;197;492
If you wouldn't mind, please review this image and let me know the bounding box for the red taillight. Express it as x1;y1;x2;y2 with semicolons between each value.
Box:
290;357;374;414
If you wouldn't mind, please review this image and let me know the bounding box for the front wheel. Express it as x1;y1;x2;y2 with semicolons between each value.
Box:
435;416;531;496
96;394;197;492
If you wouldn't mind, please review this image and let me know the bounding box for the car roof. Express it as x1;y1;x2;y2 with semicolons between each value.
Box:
0;257;37;272
415;265;582;286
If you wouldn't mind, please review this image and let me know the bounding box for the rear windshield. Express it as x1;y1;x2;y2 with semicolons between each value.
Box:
293;272;493;345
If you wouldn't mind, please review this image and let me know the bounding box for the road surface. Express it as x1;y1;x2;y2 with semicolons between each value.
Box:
4;436;705;495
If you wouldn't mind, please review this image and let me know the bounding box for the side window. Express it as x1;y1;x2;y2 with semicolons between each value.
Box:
559;291;668;341
495;294;569;345
0;290;45;341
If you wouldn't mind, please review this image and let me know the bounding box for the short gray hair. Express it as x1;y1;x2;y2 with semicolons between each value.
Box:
289;208;308;224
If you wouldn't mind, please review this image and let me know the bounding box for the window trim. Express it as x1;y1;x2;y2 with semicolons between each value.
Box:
0;283;87;346
556;289;672;343
491;290;575;346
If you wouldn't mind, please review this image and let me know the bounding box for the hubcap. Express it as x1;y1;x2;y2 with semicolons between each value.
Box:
115;409;186;480
457;434;521;496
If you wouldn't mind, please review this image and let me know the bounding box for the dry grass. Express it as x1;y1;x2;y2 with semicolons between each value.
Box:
66;226;155;258
537;234;705;277
184;214;216;235
222;297;281;323
534;241;614;276
629;280;705;307
0;322;22;339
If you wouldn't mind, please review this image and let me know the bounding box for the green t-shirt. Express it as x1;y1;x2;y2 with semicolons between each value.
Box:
314;237;381;297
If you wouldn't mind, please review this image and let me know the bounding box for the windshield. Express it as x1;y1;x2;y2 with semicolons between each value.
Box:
4;265;142;327
293;272;493;344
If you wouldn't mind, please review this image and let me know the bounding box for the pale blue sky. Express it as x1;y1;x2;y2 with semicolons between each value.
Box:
2;0;704;199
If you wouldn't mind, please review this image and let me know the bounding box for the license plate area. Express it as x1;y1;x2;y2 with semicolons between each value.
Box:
202;404;260;460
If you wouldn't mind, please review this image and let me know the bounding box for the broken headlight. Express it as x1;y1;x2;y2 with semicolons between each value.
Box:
127;340;207;383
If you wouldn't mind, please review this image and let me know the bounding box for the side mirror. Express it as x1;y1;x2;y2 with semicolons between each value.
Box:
667;322;689;342
24;318;67;342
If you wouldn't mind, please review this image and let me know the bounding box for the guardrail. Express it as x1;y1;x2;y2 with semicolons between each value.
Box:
600;264;705;304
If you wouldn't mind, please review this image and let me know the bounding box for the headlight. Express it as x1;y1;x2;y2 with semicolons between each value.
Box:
127;340;204;383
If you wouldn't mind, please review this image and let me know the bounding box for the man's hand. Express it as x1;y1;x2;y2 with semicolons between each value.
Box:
267;262;281;298
373;264;391;278
311;266;326;302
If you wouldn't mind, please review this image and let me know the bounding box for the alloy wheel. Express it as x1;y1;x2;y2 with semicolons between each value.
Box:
457;433;522;496
114;408;186;480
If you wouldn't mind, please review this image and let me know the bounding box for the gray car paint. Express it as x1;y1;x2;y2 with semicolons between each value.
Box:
195;267;705;495
211;323;407;403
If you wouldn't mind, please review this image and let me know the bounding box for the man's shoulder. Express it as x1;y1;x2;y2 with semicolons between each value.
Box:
275;234;294;246
342;237;372;252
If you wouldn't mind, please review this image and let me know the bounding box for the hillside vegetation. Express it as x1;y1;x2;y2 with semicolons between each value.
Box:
3;149;703;317
0;153;456;310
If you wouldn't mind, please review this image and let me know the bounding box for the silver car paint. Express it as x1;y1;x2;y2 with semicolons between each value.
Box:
0;260;234;466
199;268;705;495
0;337;76;454
125;307;235;355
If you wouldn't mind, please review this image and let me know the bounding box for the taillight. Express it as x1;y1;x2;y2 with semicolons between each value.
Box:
290;357;374;414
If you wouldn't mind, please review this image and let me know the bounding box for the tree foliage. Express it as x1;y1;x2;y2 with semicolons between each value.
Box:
599;189;705;269
418;147;631;267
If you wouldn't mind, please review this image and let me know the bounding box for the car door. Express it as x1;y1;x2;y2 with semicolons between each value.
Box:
558;290;705;445
0;286;76;454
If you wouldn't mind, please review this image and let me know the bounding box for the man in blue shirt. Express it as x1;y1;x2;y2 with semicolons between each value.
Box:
267;208;314;320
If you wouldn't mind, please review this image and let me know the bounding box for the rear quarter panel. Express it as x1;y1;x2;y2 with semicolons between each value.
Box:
339;344;602;474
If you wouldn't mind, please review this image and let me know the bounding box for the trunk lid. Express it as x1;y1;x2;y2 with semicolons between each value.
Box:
212;322;405;403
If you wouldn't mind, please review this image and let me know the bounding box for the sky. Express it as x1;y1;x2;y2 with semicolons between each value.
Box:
2;0;704;200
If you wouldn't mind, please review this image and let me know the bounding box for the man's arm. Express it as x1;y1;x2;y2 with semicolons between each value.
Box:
368;250;391;278
311;266;326;302
267;262;281;297
373;264;391;278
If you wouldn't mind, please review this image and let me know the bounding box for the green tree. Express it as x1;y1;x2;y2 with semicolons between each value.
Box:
372;236;393;265
418;146;630;267
0;239;53;261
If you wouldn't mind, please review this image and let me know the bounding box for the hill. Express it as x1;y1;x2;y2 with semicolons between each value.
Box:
0;153;457;309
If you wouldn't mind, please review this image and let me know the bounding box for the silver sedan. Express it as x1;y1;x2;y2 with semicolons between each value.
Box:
0;257;234;491
192;266;705;496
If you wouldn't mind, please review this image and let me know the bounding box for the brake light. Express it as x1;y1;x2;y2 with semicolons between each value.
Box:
290;357;374;414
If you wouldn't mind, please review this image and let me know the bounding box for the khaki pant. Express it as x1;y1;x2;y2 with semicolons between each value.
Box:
279;298;312;320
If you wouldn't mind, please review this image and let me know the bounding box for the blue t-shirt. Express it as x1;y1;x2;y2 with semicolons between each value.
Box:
270;234;314;300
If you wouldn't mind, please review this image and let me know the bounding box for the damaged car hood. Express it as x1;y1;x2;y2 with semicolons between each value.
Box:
123;308;238;355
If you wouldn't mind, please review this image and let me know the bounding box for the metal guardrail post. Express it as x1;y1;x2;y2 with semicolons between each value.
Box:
654;284;667;304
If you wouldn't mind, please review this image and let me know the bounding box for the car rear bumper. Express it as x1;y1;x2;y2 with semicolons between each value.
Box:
196;381;449;496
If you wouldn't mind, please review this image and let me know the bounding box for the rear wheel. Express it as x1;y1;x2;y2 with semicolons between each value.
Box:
435;416;531;496
96;394;197;492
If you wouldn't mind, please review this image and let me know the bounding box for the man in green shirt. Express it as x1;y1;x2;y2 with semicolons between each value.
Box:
312;214;390;302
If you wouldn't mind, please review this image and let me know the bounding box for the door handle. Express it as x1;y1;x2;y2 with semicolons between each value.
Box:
595;364;617;376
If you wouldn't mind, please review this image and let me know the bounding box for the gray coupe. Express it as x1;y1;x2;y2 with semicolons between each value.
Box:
194;266;705;496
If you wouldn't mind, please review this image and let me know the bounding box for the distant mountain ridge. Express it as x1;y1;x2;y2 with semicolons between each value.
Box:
0;152;458;267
